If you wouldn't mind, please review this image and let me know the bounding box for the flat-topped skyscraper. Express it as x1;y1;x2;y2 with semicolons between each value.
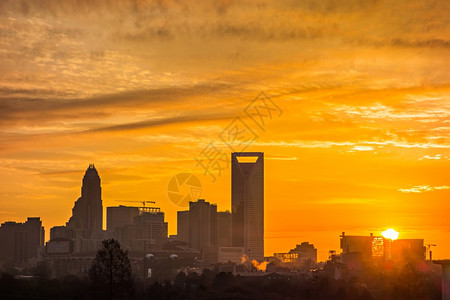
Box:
231;152;264;261
0;217;44;264
189;199;217;251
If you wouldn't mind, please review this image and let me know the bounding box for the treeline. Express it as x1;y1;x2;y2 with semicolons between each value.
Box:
139;263;440;300
0;263;442;300
143;270;372;300
0;271;92;299
0;269;371;300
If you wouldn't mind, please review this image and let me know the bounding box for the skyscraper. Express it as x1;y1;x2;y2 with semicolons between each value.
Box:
107;206;139;248
231;152;264;261
107;206;139;231
217;211;232;247
0;217;44;264
189;199;217;251
177;210;190;243
67;164;103;238
133;208;168;246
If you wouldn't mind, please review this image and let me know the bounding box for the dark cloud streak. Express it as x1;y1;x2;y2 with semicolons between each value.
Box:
87;113;233;133
0;83;234;126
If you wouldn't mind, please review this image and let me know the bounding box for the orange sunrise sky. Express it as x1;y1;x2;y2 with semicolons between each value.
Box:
0;0;449;261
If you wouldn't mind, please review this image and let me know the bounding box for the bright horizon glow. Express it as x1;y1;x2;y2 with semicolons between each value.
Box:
381;229;399;240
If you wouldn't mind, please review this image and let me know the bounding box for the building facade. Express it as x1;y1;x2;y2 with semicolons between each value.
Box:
107;205;139;249
177;210;190;244
340;232;425;267
231;152;264;261
274;242;317;263
133;207;168;250
0;217;45;265
189;199;217;251
217;211;232;247
107;206;139;231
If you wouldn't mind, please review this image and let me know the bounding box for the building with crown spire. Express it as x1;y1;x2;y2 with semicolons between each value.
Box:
44;164;110;276
66;164;103;239
46;164;107;255
43;164;195;278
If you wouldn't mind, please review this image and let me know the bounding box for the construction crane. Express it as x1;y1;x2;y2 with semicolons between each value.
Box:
426;244;436;261
115;200;160;213
115;200;156;207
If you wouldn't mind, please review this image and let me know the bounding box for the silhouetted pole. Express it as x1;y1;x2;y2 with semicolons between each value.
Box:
143;241;148;278
142;240;148;295
109;253;113;300
427;244;436;261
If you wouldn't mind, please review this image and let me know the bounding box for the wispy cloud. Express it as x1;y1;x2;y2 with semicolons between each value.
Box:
329;102;449;122
0;83;234;127
399;185;450;193
352;146;374;151
303;198;384;205
88;112;234;133
419;154;442;160
255;140;450;150
265;156;298;161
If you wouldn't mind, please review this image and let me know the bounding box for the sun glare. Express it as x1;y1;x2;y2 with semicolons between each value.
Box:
381;228;399;240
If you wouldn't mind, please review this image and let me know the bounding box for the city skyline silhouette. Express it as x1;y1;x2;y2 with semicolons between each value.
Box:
1;1;449;298
0;154;445;263
0;0;448;265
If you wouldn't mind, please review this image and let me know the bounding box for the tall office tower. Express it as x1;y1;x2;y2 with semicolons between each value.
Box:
217;211;232;247
67;164;103;238
107;206;139;248
189;199;217;251
231;152;264;261
0;222;22;262
133;208;168;246
107;206;139;231
0;217;44;264
22;217;45;261
177;210;190;243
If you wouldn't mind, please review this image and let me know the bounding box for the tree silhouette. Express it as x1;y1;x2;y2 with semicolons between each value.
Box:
394;263;425;300
89;239;132;299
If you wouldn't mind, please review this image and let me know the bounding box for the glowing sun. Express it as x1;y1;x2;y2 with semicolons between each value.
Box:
381;228;399;240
